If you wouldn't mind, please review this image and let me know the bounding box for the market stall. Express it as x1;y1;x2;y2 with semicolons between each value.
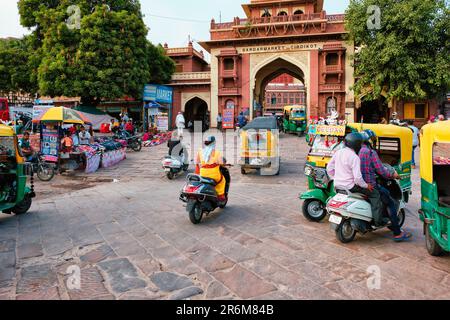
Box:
36;107;126;174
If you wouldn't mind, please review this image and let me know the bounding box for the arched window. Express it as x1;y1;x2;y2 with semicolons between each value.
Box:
294;10;304;15
326;97;337;115
277;11;288;16
261;9;271;18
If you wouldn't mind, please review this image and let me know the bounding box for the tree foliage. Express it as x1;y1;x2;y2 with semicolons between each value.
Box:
345;0;450;101
0;37;37;94
17;0;174;104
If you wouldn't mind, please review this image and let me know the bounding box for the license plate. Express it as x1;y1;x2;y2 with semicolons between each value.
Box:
164;168;171;172
329;215;342;225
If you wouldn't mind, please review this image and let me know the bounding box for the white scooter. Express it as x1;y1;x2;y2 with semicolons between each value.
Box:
327;166;407;243
162;152;189;180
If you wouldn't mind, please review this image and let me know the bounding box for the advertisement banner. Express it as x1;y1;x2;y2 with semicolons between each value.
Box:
143;84;173;103
312;125;346;136
157;116;169;132
222;109;235;129
41;126;59;162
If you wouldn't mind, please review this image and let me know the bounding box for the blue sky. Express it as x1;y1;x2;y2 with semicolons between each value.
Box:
0;0;350;48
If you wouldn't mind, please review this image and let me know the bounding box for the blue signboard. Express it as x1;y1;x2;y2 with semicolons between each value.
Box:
143;84;173;104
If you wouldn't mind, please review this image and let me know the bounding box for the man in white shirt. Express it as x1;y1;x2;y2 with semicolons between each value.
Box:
78;126;92;145
327;133;383;226
176;112;185;137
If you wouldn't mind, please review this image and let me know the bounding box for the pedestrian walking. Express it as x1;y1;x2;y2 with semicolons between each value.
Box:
176;112;185;136
217;113;223;131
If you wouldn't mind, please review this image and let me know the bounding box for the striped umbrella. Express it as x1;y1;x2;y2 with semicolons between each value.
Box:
34;107;92;124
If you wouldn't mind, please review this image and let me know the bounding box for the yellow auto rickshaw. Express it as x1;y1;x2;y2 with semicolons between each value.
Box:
350;124;413;198
419;120;450;256
0;124;35;215
239;116;280;176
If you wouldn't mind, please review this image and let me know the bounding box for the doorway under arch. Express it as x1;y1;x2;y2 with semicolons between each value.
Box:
184;97;209;131
254;58;307;116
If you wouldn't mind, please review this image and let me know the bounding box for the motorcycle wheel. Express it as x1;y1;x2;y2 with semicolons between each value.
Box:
12;195;32;215
167;171;175;180
425;224;444;256
189;203;203;224
132;142;142;152
302;199;327;222
336;219;357;243
37;163;55;182
397;209;406;228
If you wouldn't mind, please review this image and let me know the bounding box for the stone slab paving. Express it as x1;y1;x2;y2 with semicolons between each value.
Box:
0;132;449;300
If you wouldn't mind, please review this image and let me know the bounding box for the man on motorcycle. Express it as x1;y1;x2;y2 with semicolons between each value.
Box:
360;130;412;241
327;133;382;224
195;136;227;202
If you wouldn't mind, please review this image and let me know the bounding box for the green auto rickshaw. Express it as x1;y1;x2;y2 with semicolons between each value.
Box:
419;120;450;256
283;106;307;136
0;124;35;215
300;123;413;222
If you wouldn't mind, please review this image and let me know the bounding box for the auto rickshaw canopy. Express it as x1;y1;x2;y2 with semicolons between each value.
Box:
284;105;306;117
420;120;450;184
349;123;413;166
0;124;24;163
0;124;15;137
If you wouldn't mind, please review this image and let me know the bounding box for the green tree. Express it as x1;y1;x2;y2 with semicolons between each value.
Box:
345;0;450;102
18;0;174;105
0;37;37;94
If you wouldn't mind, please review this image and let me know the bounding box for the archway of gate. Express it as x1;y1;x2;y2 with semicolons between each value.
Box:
252;57;307;117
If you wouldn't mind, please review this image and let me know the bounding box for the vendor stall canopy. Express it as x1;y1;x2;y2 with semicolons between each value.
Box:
34;107;92;124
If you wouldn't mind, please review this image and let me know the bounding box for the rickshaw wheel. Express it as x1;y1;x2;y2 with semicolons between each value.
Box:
302;199;327;222
336;219;356;243
241;168;247;175
425;225;444;256
12;195;32;215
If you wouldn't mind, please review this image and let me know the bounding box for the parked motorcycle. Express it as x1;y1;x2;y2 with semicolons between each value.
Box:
28;154;55;182
162;153;189;180
327;165;407;243
179;166;231;224
114;130;142;152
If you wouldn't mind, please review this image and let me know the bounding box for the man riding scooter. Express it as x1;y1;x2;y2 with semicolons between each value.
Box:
195;136;228;204
360;130;412;242
326;133;380;221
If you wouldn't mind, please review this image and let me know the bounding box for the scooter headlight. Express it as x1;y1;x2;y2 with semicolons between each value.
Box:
304;165;313;176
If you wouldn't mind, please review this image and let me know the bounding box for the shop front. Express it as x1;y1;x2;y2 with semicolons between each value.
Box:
143;84;173;132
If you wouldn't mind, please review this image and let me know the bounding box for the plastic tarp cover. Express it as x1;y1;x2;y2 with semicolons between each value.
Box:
77;111;118;131
242;117;278;131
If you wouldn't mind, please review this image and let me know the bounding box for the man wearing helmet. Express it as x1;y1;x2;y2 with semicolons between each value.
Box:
195;136;228;202
327;132;380;222
360;130;412;241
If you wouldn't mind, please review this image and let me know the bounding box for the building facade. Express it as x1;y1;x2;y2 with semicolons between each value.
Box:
166;0;352;127
264;74;306;114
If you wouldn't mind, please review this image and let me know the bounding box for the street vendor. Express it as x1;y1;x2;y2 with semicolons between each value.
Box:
78;126;92;145
61;131;74;153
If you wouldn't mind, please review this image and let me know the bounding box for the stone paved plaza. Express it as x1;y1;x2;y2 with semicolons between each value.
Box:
0;132;449;300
